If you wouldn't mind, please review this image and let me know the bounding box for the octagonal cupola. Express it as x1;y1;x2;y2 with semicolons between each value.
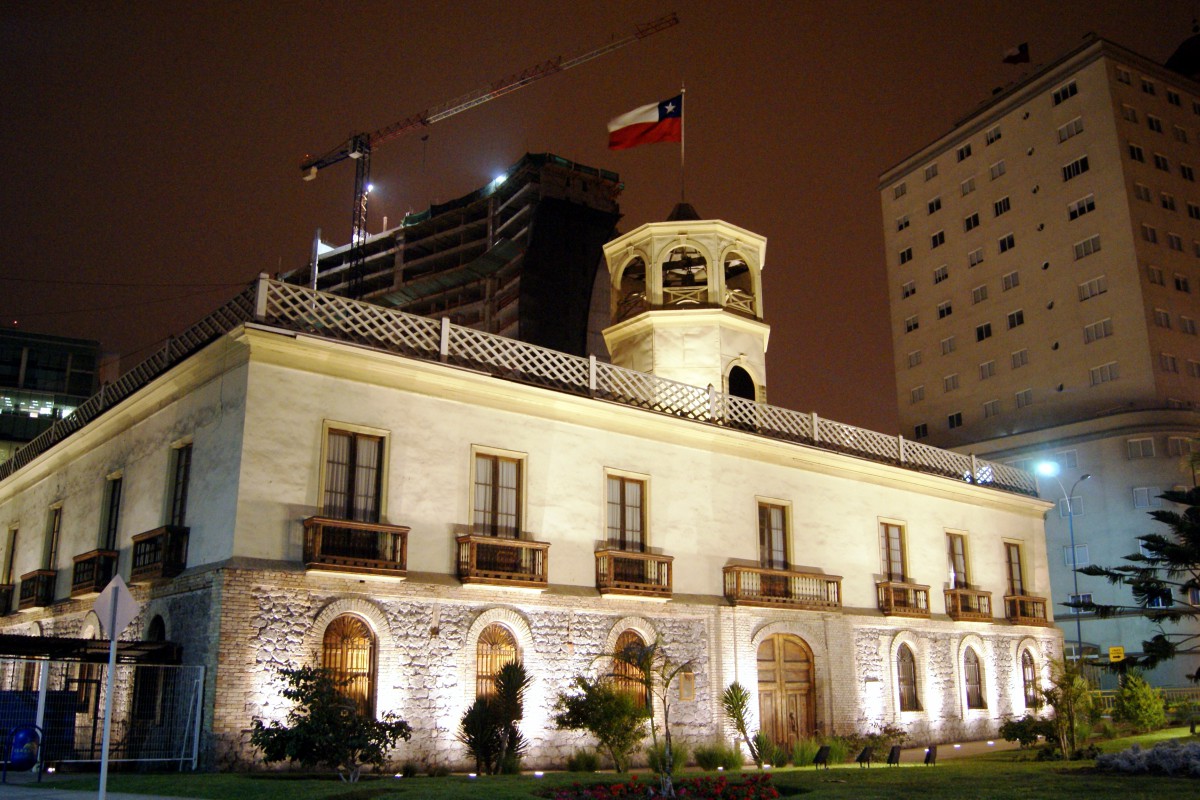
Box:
601;204;771;401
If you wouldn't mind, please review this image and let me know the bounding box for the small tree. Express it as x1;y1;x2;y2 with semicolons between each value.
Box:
457;661;531;774
250;665;411;782
611;639;692;798
553;676;649;772
1113;669;1167;732
1040;657;1095;757
720;682;761;769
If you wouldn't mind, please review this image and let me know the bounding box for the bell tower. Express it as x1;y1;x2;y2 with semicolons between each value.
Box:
601;204;770;400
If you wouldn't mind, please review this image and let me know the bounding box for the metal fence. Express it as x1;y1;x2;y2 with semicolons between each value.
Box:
0;658;203;769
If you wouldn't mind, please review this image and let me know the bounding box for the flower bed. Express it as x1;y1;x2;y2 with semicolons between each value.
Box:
545;773;780;799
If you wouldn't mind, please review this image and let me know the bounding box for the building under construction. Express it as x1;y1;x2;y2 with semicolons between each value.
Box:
283;152;623;358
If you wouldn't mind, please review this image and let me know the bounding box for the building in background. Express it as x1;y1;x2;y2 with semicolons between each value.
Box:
880;34;1200;684
281;152;622;359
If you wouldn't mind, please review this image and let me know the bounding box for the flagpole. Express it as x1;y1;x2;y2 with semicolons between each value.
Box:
679;85;686;202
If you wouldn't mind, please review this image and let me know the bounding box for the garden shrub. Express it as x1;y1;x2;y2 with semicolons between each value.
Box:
999;713;1056;748
399;762;418;778
792;736;821;767
1113;670;1167;733
824;736;849;764
566;748;602;772
548;773;779;799
646;740;689;775
694;740;744;771
1096;741;1200;776
750;732;789;767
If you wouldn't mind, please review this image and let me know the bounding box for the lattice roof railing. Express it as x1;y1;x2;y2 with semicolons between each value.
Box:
1;277;1037;496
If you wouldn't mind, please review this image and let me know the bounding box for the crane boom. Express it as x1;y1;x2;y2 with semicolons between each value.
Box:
300;12;680;294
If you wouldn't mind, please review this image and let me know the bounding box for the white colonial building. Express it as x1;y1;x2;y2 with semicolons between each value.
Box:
0;212;1057;769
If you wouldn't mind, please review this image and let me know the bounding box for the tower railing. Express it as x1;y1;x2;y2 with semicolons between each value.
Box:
0;278;1037;497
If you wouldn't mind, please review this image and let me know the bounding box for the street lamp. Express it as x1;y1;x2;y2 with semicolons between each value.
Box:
1036;461;1092;661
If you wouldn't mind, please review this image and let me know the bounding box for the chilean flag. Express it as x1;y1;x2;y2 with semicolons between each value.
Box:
607;94;683;150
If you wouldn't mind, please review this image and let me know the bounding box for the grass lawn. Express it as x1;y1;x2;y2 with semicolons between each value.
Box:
40;729;1200;799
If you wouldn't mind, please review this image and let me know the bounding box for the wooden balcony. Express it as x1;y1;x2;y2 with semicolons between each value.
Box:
18;570;56;610
0;584;13;615
70;550;118;597
877;580;931;618
130;525;189;583
724;565;842;610
303;517;409;577
595;549;673;598
1005;594;1051;626
456;534;548;588
944;587;993;622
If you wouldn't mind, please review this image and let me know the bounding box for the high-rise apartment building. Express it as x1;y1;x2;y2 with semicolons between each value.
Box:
881;35;1200;684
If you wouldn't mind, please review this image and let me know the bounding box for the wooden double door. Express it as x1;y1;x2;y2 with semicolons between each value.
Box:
756;634;816;749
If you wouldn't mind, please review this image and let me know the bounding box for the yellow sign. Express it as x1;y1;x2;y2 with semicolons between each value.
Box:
1109;646;1125;663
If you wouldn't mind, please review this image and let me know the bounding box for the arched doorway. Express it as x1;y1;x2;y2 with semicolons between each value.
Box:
756;634;815;749
728;365;756;401
322;614;377;716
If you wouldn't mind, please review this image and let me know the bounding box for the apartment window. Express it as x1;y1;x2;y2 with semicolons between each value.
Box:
1121;105;1138;123
1181;316;1197;334
998;233;1015;253
897;644;921;712
943;374;960;392
1127;437;1155;459
979;360;995;379
948;411;963;429
905;315;919;333
941;336;956;355
1161;353;1180;373
1133;487;1159;509
933;265;949;283
1135;183;1152;201
1011;348;1029;368
100;475;123;551
928;197;942;214
1182;164;1196;181
913;423;928;440
1006;309;1025;329
1168;233;1184;251
880;522;906;581
893;182;907;199
474;452;522;537
1089;361;1119;385
968;248;984;267
1142;224;1158;243
964;649;986;710
1062;156;1089;181
901;280;916;299
961;176;976;196
44;506;62;571
1176;273;1192;292
925;163;938;181
1188;203;1200;220
1169;89;1182;106
323;428;384;522
1147;115;1163;133
983;398;1000;418
982;126;1000;146
1067;194;1094;220
1129;143;1145;162
1116;67;1132;84
897;214;910;231
1055;450;1078;470
1022;651;1039;708
971;284;988;304
907;350;922;368
1168;436;1194;456
964;212;980;231
1083;318;1113;343
606;475;646;552
1154;308;1172;328
1140;78;1156;95
910;386;925;404
1058;117;1083;142
989;160;1006;180
1002;271;1020;291
976;323;993;342
1005;542;1025;596
1015;388;1033;408
1189;359;1200;378
957;143;973;161
1175;126;1189;143
1194;241;1200;257
758;502;789;570
937;300;952;318
1074;235;1101;259
1051;80;1078;105
1068;593;1093;613
1148;590;1173;610
1059;498;1085;521
1147;266;1165;285
993;196;1011;217
1154;153;1171;172
167;443;192;528
931;230;945;248
899;247;913;265
322;615;376;717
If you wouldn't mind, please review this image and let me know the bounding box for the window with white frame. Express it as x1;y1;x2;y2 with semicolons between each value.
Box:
897;214;910;231
998;233;1015;252
983;398;1000;418
1052;81;1077;105
979;360;995;380
941;336;956;355
899;247;913;264
925;163;939;181
1116;68;1131;84
948;411;963;429
1182;164;1196;181
1090;361;1119;385
1176;273;1191;292
933;265;949;283
961;176;976;196
937;300;952;318
1058;497;1084;519
957;143;972;161
1062;155;1089;181
1154;153;1171;172
943;374;959;392
1181;316;1197;335
1074;235;1101;259
1058;117;1083;142
1147;266;1164;285
1129;143;1145;162
1084;318;1113;343
1167;436;1194;456
1011;348;1028;368
972;284;988;304
986;125;1002;145
1175;125;1189;143
1007;309;1025;329
901;280;916;298
1068;194;1095;220
929;196;942;214
905;315;919;333
1154;308;1171;328
1055;449;1079;470
894;182;907;199
994;196;1011;217
1169;89;1182;105
1142;224;1158;243
907;350;922;368
1002;271;1020;291
1132;487;1159;509
964;212;980;231
1121;105;1138;122
1168;233;1184;251
1127;438;1155;459
910;385;925;403
1015;388;1033;408
1163;191;1177;210
1141;78;1156;95
977;323;993;342
1062;544;1088;568
968;248;984;267
931;230;945;248
1161;353;1179;373
989;160;1006;180
1135;182;1152;201
1147;115;1163;133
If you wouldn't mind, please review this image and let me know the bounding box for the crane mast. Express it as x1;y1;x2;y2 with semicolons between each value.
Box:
301;12;680;294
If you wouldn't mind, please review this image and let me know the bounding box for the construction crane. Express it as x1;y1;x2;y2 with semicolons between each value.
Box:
301;12;680;294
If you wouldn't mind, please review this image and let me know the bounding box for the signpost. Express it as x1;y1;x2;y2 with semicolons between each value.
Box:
94;575;140;800
1108;645;1125;663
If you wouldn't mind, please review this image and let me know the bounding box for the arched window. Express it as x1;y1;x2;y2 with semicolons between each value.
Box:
1021;650;1039;708
897;644;921;711
964;648;986;709
722;251;755;315
133;616;168;723
476;623;518;699
612;630;647;707
728;366;756;401
661;246;708;306
322;615;376;716
615;257;648;322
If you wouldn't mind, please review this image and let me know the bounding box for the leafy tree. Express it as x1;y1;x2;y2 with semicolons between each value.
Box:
1040;657;1095;757
457;661;530;774
249;665;411;782
610;639;692;798
720;682;761;768
553;675;649;772
1077;485;1200;681
1113;669;1167;732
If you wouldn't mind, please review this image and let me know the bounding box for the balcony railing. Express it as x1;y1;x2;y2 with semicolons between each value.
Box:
944;587;993;622
130;526;189;583
0;585;12;615
1005;594;1051;626
457;534;549;588
595;549;673;598
724;565;842;610
18;570;56;610
303;517;409;577
877;580;931;618
70;550;118;597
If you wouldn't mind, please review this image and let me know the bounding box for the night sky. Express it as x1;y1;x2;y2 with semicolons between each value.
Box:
1;1;1193;434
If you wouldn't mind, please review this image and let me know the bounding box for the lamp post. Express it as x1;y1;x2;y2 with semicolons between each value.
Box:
1036;462;1091;660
